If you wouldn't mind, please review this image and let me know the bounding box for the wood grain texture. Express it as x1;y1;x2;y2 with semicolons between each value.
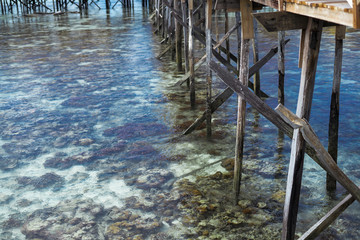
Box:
282;18;323;240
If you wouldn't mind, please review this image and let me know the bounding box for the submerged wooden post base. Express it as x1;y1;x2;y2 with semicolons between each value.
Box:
281;18;323;240
234;0;254;203
327;25;346;191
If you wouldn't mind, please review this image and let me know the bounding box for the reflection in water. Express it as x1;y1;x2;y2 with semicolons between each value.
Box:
0;2;360;239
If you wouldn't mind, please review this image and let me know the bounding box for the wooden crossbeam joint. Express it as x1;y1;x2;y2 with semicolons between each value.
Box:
276;104;360;204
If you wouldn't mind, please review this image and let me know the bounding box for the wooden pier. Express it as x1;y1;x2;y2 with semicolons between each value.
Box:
148;0;360;238
2;0;359;238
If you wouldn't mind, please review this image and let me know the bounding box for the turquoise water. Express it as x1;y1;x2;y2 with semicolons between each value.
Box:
0;2;360;239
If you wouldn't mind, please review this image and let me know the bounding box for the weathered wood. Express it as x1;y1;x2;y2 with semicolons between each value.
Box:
164;0;238;63
234;0;254;202
298;27;305;67
284;1;352;28
327;25;346;191
298;193;355;240
181;0;189;84
225;10;230;62
189;0;195;107
156;45;172;59
278;31;285;104
183;41;287;135
276;104;360;204
240;0;254;39
205;0;212;137
282;18;323;240
234;39;250;203
174;0;182;71
353;0;360;28
253;12;337;32
210;60;293;138
174;55;205;86
252;17;260;96
173;20;240;87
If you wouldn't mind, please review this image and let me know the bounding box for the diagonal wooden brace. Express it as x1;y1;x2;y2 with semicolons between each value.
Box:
183;41;289;135
299;191;355;239
275;104;360;204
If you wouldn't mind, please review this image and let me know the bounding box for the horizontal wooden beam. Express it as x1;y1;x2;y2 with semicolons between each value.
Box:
253;12;338;32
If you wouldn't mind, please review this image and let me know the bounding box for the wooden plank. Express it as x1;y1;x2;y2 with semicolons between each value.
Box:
327;25;346;191
282;18;323;240
284;1;353;27
298;193;355;240
183;42;285;135
253;12;338;32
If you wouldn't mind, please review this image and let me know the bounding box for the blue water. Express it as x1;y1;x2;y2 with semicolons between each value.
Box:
0;2;360;239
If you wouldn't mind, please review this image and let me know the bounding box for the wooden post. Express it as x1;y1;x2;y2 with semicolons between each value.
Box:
161;0;165;38
252;17;260;96
281;18;323;240
174;0;182;71
181;0;189;83
278;31;285;104
327;25;346;191
189;0;195;107
234;0;253;203
225;10;230;62
205;0;212;138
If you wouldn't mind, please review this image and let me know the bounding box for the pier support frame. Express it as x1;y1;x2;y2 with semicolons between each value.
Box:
281;18;323;240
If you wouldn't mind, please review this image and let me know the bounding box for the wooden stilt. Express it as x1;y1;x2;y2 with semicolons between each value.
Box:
234;0;253;203
252;17;260;96
215;9;219;53
327;25;346;191
181;0;189;84
281;18;323;240
175;0;182;71
205;0;212;138
189;0;195;107
278;30;285;104
225;10;230;62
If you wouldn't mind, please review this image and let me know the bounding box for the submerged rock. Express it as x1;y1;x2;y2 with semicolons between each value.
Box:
0;157;18;171
17;172;64;191
44;152;95;169
135;168;174;190
22;199;105;240
103;122;168;139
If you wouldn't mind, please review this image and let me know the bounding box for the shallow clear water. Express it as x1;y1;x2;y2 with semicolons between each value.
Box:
0;2;360;239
